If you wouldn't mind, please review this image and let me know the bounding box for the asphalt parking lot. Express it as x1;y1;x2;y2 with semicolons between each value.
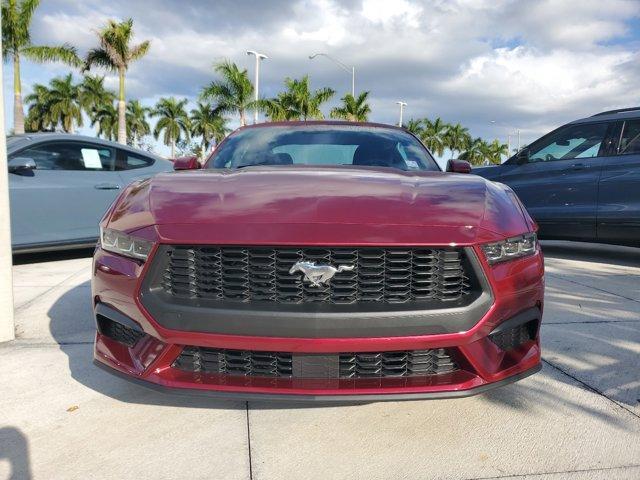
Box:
1;241;639;480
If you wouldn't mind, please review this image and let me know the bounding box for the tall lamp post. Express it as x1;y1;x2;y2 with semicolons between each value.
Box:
396;101;407;127
246;50;268;124
491;120;521;159
309;53;355;96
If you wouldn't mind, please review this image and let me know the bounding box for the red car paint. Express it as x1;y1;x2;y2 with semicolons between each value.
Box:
92;122;543;400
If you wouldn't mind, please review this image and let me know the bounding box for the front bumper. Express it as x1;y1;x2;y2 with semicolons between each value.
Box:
92;244;544;401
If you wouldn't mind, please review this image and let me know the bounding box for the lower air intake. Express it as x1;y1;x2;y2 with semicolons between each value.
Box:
172;347;458;379
490;320;538;351
96;315;145;347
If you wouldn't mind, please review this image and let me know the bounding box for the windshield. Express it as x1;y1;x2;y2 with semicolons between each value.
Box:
207;125;439;171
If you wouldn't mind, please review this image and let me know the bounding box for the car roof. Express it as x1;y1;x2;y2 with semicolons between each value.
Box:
236;120;407;131
6;132;164;160
569;107;640;125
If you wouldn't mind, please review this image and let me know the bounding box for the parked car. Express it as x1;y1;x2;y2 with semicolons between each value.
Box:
8;133;172;253
93;121;544;401
474;107;640;246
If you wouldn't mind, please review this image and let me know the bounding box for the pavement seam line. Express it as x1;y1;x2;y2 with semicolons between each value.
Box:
466;463;640;480
246;401;254;480
541;358;640;420
14;266;89;313
545;319;640;325
547;273;640;304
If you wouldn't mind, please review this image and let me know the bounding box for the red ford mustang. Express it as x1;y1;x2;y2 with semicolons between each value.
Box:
92;121;544;401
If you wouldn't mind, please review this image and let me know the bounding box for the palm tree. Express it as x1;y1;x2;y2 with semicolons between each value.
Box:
79;75;115;121
45;74;83;133
404;118;423;136
2;0;82;134
91;102;118;141
444;123;471;159
330;91;371;122
278;76;335;120
190;102;229;157
152;97;190;158
126;100;151;147
200;61;254;126
486;139;509;164
421;117;449;157
84;18;151;145
24;83;53;132
460;137;492;165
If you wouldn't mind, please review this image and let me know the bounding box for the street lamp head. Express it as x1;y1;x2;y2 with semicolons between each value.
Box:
247;50;268;60
396;101;407;107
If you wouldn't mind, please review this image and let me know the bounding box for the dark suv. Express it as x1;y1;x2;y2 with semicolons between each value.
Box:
474;107;640;246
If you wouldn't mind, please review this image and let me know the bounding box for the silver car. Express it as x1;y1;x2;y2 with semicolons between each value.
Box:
8;133;173;253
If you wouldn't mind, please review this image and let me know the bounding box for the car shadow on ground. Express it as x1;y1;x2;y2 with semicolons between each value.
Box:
46;241;639;415
540;240;640;268
13;248;95;266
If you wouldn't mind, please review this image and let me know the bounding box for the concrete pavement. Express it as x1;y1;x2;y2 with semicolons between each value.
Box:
1;242;639;479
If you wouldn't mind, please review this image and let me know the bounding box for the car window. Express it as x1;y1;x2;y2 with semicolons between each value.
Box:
14;142;115;171
209;125;439;171
117;151;155;170
617;119;640;155
527;123;608;163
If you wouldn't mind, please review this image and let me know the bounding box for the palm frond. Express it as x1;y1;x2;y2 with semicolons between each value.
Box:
128;40;150;61
23;43;82;67
84;48;116;72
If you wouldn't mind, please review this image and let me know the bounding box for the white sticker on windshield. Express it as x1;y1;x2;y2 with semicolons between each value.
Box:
406;160;419;169
81;149;103;169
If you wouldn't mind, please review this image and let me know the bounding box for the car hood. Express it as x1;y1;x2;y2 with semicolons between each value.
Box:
108;166;529;245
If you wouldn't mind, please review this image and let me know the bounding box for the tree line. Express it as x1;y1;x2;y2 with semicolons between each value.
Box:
2;0;508;164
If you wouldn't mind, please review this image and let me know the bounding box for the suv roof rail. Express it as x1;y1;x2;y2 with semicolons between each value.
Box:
591;107;640;117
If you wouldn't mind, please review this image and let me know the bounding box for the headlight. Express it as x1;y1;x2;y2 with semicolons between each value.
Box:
100;227;153;261
481;232;538;265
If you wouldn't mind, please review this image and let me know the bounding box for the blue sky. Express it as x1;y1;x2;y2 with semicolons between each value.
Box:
3;0;640;161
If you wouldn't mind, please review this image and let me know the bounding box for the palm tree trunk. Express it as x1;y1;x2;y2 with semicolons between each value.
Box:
240;109;246;127
117;67;127;145
171;137;175;159
13;55;25;135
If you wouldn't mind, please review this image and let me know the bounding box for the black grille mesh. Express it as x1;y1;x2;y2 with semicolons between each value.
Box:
490;320;538;351
339;349;457;378
161;246;473;305
172;347;458;378
97;315;145;347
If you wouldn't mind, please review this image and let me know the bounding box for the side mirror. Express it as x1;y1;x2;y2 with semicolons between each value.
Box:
8;157;37;174
515;149;530;165
173;156;201;171
446;159;471;174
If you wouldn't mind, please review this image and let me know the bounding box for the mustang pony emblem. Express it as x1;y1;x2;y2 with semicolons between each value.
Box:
289;261;355;287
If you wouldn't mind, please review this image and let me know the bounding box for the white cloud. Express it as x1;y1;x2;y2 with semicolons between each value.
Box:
5;0;640;156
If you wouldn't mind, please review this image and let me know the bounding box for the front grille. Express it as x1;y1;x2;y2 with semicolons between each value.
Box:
339;349;457;378
96;315;145;347
490;320;538;351
172;347;458;378
174;346;293;377
160;246;474;305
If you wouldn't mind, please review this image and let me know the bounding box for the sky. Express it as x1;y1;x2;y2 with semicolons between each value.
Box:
3;0;640;162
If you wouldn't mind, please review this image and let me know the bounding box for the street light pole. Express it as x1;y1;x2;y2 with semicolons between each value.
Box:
246;50;268;124
0;33;15;343
396;101;407;127
309;53;355;96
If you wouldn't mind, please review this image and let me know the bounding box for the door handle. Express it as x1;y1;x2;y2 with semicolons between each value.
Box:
570;163;587;170
94;183;121;190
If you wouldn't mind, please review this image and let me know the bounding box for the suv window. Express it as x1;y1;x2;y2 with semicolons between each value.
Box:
118;151;154;170
618;119;640;155
527;123;609;163
15;142;115;171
